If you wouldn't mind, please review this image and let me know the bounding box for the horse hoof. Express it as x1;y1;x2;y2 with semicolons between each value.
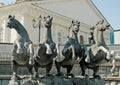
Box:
84;74;89;79
46;74;52;77
67;73;75;78
71;74;75;77
93;75;101;79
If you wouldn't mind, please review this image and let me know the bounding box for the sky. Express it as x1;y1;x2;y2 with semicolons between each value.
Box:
92;0;120;30
0;0;15;4
0;0;120;30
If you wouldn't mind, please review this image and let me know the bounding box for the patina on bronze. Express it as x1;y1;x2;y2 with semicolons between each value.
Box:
80;19;115;78
7;15;34;85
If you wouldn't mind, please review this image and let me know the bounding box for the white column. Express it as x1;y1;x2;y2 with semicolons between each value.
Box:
2;19;6;42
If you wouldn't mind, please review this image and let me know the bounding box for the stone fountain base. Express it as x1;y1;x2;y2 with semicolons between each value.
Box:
9;76;105;85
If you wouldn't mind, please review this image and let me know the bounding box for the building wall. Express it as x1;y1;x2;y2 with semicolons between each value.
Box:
0;1;111;45
114;31;120;44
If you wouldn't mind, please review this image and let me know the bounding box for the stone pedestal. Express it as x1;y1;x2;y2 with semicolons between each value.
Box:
22;78;38;85
8;78;20;85
9;76;105;85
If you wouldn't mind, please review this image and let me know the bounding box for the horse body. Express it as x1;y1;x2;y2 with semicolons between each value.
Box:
34;16;57;77
55;20;83;77
7;15;34;80
80;20;115;78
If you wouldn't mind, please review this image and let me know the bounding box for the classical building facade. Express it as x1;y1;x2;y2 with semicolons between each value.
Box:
0;0;113;44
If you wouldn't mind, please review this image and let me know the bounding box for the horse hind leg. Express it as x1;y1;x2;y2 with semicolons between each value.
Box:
27;65;33;78
69;45;75;59
79;62;86;76
93;66;101;78
46;62;53;76
28;44;35;65
55;60;62;76
34;62;39;78
66;65;74;77
11;61;19;80
15;40;23;54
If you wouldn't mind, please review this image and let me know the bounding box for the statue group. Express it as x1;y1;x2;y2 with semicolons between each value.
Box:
7;15;115;85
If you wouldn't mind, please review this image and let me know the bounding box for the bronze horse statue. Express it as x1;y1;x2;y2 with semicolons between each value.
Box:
55;20;84;77
7;15;34;80
80;19;115;78
34;16;58;77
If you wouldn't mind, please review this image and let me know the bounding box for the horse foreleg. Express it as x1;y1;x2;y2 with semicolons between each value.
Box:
98;46;110;60
85;50;90;63
15;40;22;54
45;43;52;54
110;51;116;74
28;44;35;65
111;58;116;74
69;45;75;59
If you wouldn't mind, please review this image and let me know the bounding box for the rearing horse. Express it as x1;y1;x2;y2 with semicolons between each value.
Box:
80;19;115;78
34;16;58;77
55;20;84;77
7;15;34;80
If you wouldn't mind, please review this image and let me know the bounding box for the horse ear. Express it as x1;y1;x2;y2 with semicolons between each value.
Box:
72;20;75;24
44;17;46;20
51;17;53;20
8;15;12;19
78;22;80;25
39;15;42;19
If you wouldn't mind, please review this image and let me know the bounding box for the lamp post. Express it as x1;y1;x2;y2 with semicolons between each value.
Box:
32;15;42;43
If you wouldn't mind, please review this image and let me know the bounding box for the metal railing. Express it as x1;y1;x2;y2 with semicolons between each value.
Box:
0;43;13;61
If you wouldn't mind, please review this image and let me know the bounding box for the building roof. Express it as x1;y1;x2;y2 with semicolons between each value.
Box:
0;0;113;31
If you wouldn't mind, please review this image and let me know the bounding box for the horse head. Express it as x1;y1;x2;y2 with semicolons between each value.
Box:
43;15;53;28
69;20;80;34
7;15;19;29
98;19;110;32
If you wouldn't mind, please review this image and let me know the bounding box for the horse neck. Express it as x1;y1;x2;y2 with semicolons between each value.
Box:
69;31;78;42
14;24;30;40
44;26;53;42
14;24;25;34
100;31;106;46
